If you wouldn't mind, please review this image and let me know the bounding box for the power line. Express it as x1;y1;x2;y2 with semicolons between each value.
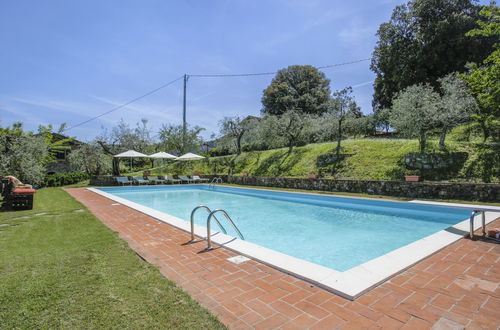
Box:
63;75;184;132
189;58;370;78
63;58;370;132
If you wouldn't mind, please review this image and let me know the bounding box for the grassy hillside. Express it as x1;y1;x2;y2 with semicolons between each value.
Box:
152;138;499;182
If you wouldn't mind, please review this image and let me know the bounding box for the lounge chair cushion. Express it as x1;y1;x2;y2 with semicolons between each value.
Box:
13;188;36;194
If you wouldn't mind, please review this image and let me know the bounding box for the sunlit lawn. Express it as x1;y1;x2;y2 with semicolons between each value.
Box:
0;188;224;329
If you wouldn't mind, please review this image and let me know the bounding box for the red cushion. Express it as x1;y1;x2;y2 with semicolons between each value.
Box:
13;188;36;194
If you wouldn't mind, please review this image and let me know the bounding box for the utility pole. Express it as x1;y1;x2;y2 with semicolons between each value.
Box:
182;74;188;153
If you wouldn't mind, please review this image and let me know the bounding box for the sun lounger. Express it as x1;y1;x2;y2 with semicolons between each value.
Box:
192;175;209;182
162;175;181;184
146;176;165;184
177;175;192;184
130;176;149;185
115;176;132;185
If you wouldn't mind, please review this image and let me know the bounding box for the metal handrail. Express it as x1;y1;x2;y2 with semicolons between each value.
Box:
206;209;244;250
469;209;486;239
208;177;223;189
189;205;226;242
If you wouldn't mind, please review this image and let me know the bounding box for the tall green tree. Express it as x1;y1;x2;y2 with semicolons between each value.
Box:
460;4;500;141
371;0;495;110
261;65;331;116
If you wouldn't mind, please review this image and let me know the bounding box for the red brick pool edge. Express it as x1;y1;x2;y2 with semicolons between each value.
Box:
66;188;500;329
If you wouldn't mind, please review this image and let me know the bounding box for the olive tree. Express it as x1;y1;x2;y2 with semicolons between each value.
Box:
437;73;476;148
68;141;112;176
328;87;356;156
389;83;440;152
0;123;49;185
218;116;258;154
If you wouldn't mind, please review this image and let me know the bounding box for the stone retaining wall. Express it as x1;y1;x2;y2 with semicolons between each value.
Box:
90;175;499;202
207;175;499;202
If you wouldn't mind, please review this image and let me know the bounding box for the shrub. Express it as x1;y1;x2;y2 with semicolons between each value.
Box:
42;171;89;187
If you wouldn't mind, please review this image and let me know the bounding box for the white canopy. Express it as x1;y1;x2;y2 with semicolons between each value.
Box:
114;150;148;158
149;151;177;159
176;152;206;161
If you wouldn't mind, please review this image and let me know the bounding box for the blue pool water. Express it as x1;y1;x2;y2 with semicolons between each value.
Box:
98;185;470;271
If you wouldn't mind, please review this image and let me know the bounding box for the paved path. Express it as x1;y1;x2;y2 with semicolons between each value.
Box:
66;188;500;329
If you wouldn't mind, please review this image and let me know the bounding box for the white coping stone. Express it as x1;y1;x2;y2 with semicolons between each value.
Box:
87;186;500;300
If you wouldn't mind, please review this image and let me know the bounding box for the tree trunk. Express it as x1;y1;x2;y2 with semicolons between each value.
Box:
480;120;490;142
439;126;447;150
419;132;427;153
97;140;120;176
336;119;343;156
236;134;243;155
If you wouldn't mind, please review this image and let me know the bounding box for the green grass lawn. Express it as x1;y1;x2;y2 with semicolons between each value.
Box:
0;188;224;329
151;138;498;182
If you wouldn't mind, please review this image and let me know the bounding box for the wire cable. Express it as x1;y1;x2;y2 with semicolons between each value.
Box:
189;58;370;78
62;58;370;131
63;75;184;132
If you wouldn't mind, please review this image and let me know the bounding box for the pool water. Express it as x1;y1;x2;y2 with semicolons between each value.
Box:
98;185;470;271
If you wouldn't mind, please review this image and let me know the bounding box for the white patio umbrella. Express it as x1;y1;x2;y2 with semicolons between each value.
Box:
149;151;177;169
176;152;205;161
114;150;149;172
149;151;177;159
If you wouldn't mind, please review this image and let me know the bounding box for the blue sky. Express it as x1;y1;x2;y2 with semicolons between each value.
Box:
0;0;487;141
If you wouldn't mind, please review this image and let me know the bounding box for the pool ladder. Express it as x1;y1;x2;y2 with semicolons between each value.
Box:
208;177;223;190
189;205;244;250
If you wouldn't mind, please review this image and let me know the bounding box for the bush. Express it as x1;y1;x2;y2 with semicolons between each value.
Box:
42;172;89;187
208;147;231;157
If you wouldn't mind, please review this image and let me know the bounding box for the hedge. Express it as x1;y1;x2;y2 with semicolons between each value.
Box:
43;172;89;187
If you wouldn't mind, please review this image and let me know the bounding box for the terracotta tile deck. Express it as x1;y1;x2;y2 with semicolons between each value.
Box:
66;188;500;329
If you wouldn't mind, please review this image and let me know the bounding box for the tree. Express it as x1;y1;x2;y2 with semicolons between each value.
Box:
218;116;258;155
371;0;495;110
328;87;356;156
390;83;440;152
460;4;500;141
261;65;331;116
374;107;392;132
276;111;314;153
68;141;112;176
0;122;49;185
158;124;204;155
437;74;476;148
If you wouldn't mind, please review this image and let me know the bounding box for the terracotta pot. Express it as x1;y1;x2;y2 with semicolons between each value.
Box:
242;172;249;177
404;175;420;182
308;174;317;179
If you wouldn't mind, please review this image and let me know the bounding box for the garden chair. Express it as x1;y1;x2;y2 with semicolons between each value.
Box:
146;176;165;184
1;177;36;210
177;175;192;184
130;176;149;185
192;175;209;183
163;175;181;184
115;176;132;185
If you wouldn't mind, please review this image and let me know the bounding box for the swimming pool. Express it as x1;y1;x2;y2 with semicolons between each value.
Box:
91;185;498;298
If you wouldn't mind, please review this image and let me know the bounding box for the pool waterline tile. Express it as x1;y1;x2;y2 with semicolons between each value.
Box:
88;186;499;300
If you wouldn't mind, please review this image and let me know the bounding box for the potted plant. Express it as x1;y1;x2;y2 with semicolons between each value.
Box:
404;169;421;182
